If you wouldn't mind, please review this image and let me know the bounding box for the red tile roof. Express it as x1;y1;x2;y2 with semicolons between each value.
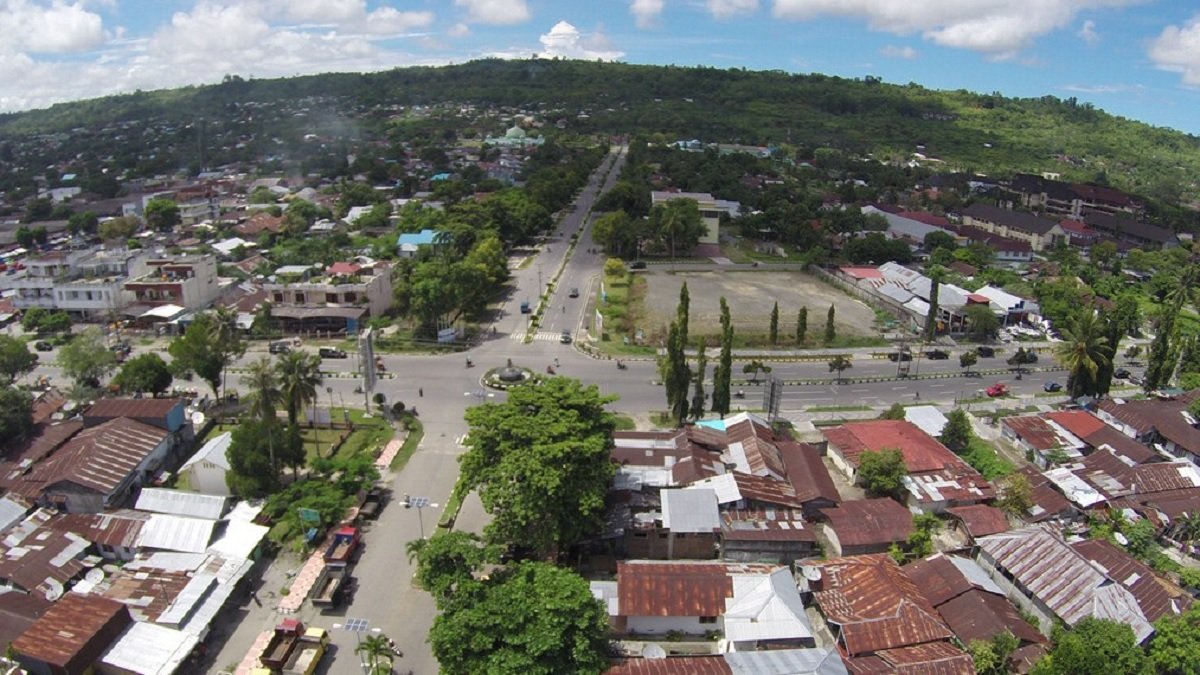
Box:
823;420;961;474
840;267;884;280
946;504;1011;537
819;499;913;548
11;594;131;672
327;261;362;276
616;561;734;617
607;657;731;675
814;554;953;656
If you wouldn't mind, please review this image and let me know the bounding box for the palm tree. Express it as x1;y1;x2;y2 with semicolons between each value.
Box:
1054;311;1111;399
208;306;244;400
277;351;323;426
243;356;282;425
355;634;394;675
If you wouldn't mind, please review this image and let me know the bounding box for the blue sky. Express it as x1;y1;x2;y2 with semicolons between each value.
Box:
2;1;1200;134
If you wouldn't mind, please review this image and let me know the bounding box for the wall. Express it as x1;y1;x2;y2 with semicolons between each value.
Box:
184;462;231;496
625;615;718;636
624;530;717;560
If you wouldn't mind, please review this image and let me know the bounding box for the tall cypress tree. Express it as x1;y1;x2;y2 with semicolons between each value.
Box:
662;320;690;426
769;301;779;345
796;307;808;345
824;304;837;344
677;282;690;348
712;298;733;416
691;338;707;421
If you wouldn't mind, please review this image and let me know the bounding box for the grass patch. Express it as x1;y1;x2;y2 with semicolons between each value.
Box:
649;412;676;428
807;404;873;412
438;480;467;529
962;437;1015;480
389;416;424;471
612;414;637;431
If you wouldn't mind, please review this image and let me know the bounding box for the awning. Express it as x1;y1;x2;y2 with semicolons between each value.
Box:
140;304;186;321
270;306;366;320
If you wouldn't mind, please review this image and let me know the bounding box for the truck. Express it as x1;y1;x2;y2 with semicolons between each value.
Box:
359;487;384;520
282;628;329;675
309;566;349;609
323;526;361;567
259;619;307;670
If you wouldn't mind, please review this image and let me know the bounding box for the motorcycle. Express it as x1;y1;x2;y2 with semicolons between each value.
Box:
616;360;627;370
546;366;556;375
734;390;746;399
465;358;473;368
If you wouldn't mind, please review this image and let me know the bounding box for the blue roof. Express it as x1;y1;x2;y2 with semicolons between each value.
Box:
696;418;726;431
430;172;452;181
397;229;439;246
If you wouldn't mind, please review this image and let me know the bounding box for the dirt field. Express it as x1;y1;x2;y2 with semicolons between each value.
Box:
641;270;877;339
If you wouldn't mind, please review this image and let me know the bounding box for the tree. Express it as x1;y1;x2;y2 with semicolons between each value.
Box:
1145;264;1197;391
690;338;707;421
997;473;1033;517
796;306;808;344
828;355;852;382
661;320;691;426
650;198;705;258
769;301;779;345
712;298;733;416
824;304;837;343
355;635;394;675
67;210;99;235
1054;311;1112;399
225;419;298;496
0;335;37;385
0;387;34;445
143;198;180;232
939;409;974;454
168;312;244;398
15;226;34;248
243;356;282;425
924;230;957;253
57;328;117;388
965;304;1000;340
112;353;172;395
429;562;610;675
905;512;940;559
742;359;771;383
677;282;690;347
968;632;1020;675
21;308;71;335
857;448;907;499
406;531;498;602
276;351;323;426
1149;604;1200;675
460;377;617;557
880;402;906;420
98;215;138;242
1031;618;1152;675
959;350;978;375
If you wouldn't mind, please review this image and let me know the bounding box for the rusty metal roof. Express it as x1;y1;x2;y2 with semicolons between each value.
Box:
779;441;840;505
937;589;1046;646
902;555;985;607
822;420;962;474
617;561;734;617
83;397;184;424
819;499;912;548
46;510;149;549
1069;538;1192;623
32;417;168;496
721;508;815;542
1098;391;1200;454
813;554;952;656
11;594;131;671
607;656;732;674
946;504;1011;538
859;642;975;675
1003;415;1076;452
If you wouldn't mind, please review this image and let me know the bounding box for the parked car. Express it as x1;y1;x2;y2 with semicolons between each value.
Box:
520;300;531;314
630;261;647;270
1115;367;1132;379
34;341;53;352
887;351;912;362
318;347;347;359
976;346;996;358
568;287;579;298
560;330;572;344
925;349;949;360
1043;381;1063;392
270;341;292;354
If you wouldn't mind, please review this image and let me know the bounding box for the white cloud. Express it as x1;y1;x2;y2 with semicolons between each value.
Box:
630;0;664;28
1148;15;1200;86
1077;19;1098;45
448;22;471;37
708;0;758;20
770;0;1136;56
880;44;917;59
1061;83;1142;94
455;0;530;26
0;0;106;53
538;20;624;60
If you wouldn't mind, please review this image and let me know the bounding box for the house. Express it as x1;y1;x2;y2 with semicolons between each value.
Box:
961;203;1066;252
607;648;848;675
945;504;1011;540
625;488;720;560
1095;390;1200;465
234;210;284;237
973;285;1040;326
944;223;1035;263
123;255;220;313
10;248;149;319
0;509;93;596
134;488;227;520
1001;414;1089;468
262;260;392;335
862;206;952;248
592;560;814;650
178;431;233;496
83;397;192;460
650;191;741;255
822;420;995;512
1013;466;1079;523
817;499;912;556
12;594;133;675
806;554;973;674
720;507;820;564
28;417;171;512
903;553;1046;667
396;229;440;257
975;525;1156;641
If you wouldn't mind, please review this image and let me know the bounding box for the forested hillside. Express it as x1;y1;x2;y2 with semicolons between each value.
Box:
2;58;1198;203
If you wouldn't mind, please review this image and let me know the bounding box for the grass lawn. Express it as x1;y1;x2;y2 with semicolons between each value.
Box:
962;436;1015;480
195;406;392;465
612;414;636;431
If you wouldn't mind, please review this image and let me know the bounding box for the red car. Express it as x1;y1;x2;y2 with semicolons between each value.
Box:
986;383;1009;397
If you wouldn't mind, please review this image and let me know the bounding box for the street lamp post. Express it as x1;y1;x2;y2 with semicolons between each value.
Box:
403;495;435;539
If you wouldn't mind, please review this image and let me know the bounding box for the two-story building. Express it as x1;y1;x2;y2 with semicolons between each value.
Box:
11;248;149;319
261;261;392;335
960;203;1066;252
123;255;220;313
650;190;741;256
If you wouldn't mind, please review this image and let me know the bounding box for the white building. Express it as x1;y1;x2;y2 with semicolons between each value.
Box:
124;255;221;312
178;432;233;496
10;248;149;319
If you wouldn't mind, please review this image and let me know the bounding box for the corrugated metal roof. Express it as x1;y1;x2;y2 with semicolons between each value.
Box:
721;508;815;542
607;656;731;674
180;431;233;472
617;561;733;617
1070;538;1192;623
819;499;912;548
724;647;848;675
100;621;198;675
135;488;227;520
946;505;1011;537
977;525;1153;641
937;589;1046;646
822;420;963;474
136;514;216;554
724;568;813;643
84;397;184;422
661;489;720;533
11;593;131;669
34;417;168;496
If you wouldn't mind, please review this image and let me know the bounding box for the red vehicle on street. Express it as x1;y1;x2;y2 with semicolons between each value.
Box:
986;382;1009;397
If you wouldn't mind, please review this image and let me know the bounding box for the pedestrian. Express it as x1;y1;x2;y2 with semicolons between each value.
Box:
419;388;423;397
